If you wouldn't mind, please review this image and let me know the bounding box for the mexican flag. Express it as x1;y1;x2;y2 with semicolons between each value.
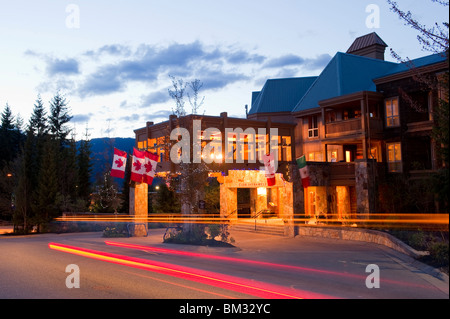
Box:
131;148;146;183
296;155;310;188
143;151;158;185
110;148;127;179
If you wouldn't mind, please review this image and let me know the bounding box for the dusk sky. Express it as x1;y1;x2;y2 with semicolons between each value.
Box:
1;0;448;139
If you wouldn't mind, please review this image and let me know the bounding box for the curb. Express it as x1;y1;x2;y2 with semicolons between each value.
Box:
295;225;428;258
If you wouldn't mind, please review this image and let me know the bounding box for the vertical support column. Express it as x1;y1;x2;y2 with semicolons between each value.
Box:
129;182;148;236
360;98;367;159
355;159;377;219
321;107;327;161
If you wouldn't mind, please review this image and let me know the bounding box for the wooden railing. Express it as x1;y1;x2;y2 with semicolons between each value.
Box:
325;118;383;137
326;118;361;135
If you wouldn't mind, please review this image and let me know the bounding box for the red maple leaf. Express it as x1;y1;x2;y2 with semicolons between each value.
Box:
115;158;124;168
145;162;153;173
133;160;142;171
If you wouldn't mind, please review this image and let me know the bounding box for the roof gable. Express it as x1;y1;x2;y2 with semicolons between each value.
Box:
249;77;317;114
293;52;398;112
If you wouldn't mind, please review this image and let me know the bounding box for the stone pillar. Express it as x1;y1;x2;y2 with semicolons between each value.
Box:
355;159;377;218
129;182;148;236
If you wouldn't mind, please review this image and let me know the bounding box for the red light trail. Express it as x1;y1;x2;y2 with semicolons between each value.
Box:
48;242;334;299
104;241;437;289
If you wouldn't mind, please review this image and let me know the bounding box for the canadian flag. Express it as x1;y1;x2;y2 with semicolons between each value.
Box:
130;148;146;183
143;151;158;185
262;153;276;186
110;148;127;179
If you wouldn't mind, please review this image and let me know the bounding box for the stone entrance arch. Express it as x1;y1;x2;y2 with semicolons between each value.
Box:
219;170;293;224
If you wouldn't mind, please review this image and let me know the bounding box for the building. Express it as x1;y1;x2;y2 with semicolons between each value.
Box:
133;113;297;227
132;32;448;233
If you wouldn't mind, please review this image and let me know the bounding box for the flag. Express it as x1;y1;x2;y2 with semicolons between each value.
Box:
262;153;276;186
131;148;146;183
296;155;310;188
110;148;127;179
143;151;158;185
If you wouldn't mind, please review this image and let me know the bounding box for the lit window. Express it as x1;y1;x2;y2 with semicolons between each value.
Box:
387;142;402;172
385;97;400;127
308;152;323;162
308;116;318;138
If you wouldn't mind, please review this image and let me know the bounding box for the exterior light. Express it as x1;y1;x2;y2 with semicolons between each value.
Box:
155;186;160;190
257;187;267;195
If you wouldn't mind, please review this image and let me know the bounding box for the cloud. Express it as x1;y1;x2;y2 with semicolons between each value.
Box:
303;54;332;70
33;41;330;102
262;53;332;72
119;113;141;122
141;90;171;107
201;70;250;90
146;109;174;120
225;50;266;64
78;64;125;96
71;113;93;123
84;44;132;57
46;58;80;76
263;54;304;68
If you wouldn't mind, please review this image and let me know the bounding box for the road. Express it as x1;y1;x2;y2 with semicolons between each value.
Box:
0;228;448;302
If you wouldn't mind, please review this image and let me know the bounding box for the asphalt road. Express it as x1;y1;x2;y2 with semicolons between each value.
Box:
0;228;448;301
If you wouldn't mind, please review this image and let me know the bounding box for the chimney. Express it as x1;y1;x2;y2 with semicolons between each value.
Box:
346;32;388;60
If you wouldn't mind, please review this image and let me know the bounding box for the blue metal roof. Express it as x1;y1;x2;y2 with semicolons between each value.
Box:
293;52;399;112
375;52;448;78
249;76;317;114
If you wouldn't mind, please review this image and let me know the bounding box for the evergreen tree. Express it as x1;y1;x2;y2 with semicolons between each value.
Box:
0;104;17;167
48;92;72;146
34;136;59;229
77;127;93;210
13;129;36;233
29;95;48;137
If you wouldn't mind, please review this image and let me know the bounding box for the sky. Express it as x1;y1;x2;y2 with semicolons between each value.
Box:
0;0;448;139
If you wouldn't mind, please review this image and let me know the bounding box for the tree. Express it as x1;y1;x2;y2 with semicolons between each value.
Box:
153;183;180;214
0;104;17;167
77;126;93;210
33;136;59;229
13;130;36;233
29;95;48;137
48;92;73;146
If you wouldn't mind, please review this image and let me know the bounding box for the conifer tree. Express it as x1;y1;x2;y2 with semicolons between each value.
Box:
77;127;93;210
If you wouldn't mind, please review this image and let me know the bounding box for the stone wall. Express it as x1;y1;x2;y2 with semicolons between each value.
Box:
296;226;428;258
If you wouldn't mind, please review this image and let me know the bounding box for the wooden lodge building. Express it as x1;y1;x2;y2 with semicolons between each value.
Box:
133;33;448;232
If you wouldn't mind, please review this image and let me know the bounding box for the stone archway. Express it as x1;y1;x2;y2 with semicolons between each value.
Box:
219;170;293;227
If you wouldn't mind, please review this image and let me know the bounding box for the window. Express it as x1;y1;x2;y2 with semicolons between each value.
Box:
328;150;338;162
308;152;323;162
387;142;402;172
308;116;318;138
281;136;292;161
385;97;400;127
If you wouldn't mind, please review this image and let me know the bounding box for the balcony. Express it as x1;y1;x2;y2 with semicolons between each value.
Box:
325;118;383;140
